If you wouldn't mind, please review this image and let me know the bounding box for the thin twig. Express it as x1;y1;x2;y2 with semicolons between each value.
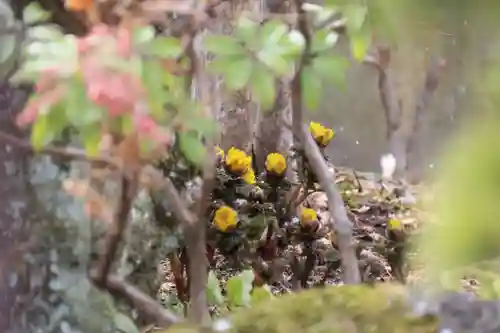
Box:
92;174;138;286
301;124;360;284
0;130;114;165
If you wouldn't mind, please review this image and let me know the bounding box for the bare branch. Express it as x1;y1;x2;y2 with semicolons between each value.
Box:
106;274;181;328
406;56;446;178
301;124;361;284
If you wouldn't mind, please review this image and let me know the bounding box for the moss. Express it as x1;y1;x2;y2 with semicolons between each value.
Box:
165;285;437;333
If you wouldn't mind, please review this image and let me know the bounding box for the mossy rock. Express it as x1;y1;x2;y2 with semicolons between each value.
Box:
165;284;437;333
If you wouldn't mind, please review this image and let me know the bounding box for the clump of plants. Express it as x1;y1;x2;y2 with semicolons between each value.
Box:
3;0;420;331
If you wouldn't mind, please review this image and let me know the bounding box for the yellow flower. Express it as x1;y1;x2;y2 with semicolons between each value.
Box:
242;168;256;184
225;147;252;174
300;208;318;225
309;121;335;147
387;218;403;230
215;146;225;160
265;153;287;176
213;206;238;232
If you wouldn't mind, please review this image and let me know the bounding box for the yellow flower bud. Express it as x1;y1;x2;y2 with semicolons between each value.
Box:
309;121;335;147
387;218;403;231
213;206;238;232
300;208;318;225
265;153;287;176
225;147;252;174
242;168;256;184
215;146;225;159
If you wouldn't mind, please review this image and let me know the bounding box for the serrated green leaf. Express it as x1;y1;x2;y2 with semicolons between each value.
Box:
257;49;291;76
203;35;246;56
146;36;182;58
224;57;253;90
133;26;155;45
179;131;206;166
142;59;168;118
249;64;276;111
312;55;349;88
311;29;339;53
302;66;323;111
350;30;371;62
226;270;254;307
343;4;368;33
206;271;224;306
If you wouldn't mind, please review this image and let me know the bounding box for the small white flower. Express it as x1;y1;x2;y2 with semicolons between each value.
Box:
380;154;397;179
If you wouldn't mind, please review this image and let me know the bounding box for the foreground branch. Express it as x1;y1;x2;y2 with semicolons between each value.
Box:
301;124;361;284
289;0;359;284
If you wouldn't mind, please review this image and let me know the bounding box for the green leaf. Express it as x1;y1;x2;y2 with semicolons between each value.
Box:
260;20;288;47
312;55;349;88
224;57;253;90
0;2;18;81
206;271;224;306
203;35;246;56
350;30;371;62
133;26;155;45
23;2;50;24
257;49;291;76
179;131;206;166
311;29;339;53
251;285;274;305
113;313;139;333
27;24;64;41
343;4;368;33
280;30;306;56
226;270;254;307
190;117;219;138
146;36;182;58
81;125;102;157
235;16;259;42
249;64;276;111
142;59;168;118
30;116;49;151
65;79;103;126
302;66;323;111
30;102;68;150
